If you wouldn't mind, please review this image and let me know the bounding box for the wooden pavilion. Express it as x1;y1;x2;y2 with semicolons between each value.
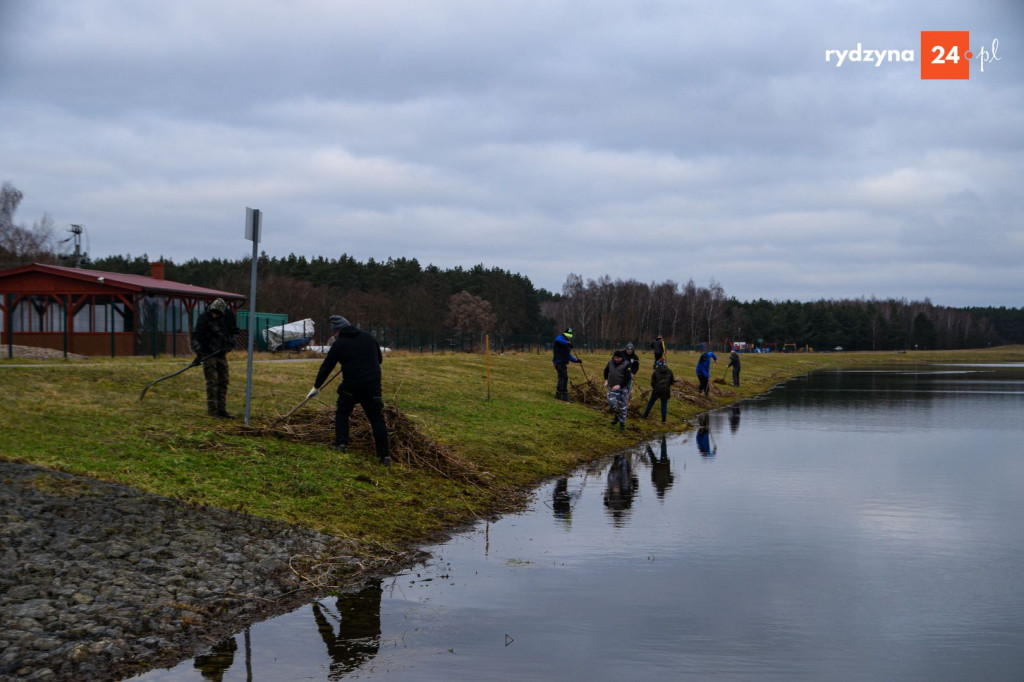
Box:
0;262;246;357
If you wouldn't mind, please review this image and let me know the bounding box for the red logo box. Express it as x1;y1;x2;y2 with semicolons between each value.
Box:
921;31;971;80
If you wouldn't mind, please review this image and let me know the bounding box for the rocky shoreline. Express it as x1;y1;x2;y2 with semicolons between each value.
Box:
1;460;418;681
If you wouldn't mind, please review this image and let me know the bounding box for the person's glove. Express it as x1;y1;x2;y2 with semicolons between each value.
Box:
191;355;202;367
306;387;320;399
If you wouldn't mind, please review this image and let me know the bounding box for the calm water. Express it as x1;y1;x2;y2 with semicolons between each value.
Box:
137;364;1024;681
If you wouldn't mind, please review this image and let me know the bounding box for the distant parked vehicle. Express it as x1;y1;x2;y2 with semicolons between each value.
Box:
264;318;315;352
833;346;844;352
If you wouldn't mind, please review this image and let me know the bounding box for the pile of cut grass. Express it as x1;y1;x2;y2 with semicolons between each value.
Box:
235;404;484;486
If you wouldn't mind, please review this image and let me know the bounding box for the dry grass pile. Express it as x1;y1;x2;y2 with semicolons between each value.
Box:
237;404;484;485
671;378;735;406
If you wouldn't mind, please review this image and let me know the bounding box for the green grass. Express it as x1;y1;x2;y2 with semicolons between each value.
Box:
3;345;1022;551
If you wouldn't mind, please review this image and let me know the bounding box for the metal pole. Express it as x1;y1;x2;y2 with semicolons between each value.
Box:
244;208;261;425
63;295;69;358
172;299;178;357
151;301;158;358
5;293;12;359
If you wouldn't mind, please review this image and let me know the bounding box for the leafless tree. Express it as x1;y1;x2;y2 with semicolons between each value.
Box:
447;290;497;337
0;183;66;269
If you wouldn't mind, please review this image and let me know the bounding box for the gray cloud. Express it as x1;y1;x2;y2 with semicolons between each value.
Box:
1;0;1021;305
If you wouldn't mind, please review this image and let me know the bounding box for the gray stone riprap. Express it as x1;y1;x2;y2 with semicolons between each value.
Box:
0;460;382;681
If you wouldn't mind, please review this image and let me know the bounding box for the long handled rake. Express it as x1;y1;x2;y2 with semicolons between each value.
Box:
576;357;590;382
278;368;342;420
139;348;226;401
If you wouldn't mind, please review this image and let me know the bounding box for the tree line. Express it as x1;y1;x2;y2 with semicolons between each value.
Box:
89;255;1023;352
89;252;552;342
4;182;1022;350
544;274;1023;351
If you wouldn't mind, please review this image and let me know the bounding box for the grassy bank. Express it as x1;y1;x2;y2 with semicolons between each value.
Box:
3;346;1022;552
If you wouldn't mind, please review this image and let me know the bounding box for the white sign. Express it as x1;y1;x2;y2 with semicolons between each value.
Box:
245;207;261;243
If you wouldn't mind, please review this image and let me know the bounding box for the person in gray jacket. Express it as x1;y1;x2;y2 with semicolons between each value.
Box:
603;350;632;431
727;350;741;386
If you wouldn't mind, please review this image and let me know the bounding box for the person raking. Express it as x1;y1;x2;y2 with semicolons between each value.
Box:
695;349;717;396
307;315;391;466
190;298;238;418
552;327;582;401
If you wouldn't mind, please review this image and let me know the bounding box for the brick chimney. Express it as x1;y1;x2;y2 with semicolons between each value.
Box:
150;262;165;280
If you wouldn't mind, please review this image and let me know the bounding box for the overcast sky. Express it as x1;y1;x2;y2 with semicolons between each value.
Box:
1;1;1021;306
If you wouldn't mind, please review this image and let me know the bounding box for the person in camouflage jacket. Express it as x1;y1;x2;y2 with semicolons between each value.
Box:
191;298;238;418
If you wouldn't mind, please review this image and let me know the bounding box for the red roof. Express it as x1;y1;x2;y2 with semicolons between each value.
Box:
0;263;246;303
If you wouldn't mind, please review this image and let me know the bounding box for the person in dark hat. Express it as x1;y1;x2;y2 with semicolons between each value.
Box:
621;342;640;377
604;341;640;413
307;315;390;466
643;358;676;423
727;350;741;386
603;349;632;431
551;327;582;401
190;297;238;418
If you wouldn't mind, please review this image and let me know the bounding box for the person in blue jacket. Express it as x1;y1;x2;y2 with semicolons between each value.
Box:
552;327;582;401
695;350;717;396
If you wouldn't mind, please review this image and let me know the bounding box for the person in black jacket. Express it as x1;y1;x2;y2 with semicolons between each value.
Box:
308;315;390;466
650;335;666;366
642;358;676;422
190;298;238;418
727;350;741;386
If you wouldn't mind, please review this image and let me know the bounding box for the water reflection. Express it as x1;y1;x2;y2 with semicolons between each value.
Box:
603;452;639;525
311;580;383;679
696;413;716;457
552;477;572;523
193;636;237;681
144;365;1024;681
645;435;675;499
